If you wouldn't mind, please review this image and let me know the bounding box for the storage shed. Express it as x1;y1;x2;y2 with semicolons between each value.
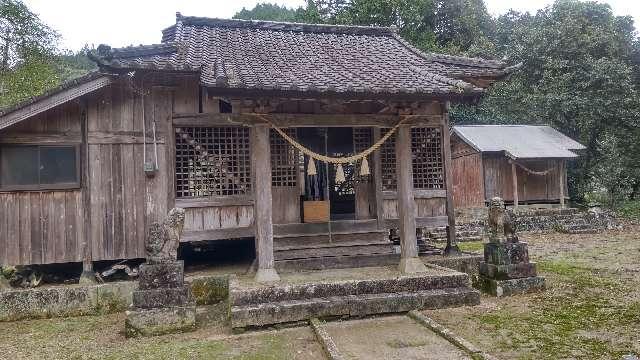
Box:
450;125;585;209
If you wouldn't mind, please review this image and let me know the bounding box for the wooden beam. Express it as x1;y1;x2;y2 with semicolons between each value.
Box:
559;160;565;208
0;132;82;144
0;76;112;131
251;124;280;282
382;190;447;200
512;161;519;208
441;107;460;256
172;113;442;128
395;124;426;273
79;99;95;284
175;196;254;208
372;127;385;229
181;227;254;242
87;131;166;144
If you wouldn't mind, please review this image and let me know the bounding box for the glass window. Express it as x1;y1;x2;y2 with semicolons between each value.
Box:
0;145;79;190
40;147;78;185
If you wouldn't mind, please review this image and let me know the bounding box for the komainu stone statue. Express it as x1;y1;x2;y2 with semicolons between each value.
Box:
126;207;195;338
476;197;545;297
145;208;185;263
488;197;518;244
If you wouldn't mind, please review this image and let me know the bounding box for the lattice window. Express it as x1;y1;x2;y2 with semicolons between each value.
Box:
411;127;444;189
175;127;251;198
353;127;372;183
270;128;299;187
380;128;397;191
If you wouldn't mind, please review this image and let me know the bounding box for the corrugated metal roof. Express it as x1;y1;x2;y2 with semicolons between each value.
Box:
452;125;586;159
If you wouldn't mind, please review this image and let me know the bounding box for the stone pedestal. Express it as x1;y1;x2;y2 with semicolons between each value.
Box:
476;242;545;297
125;260;196;337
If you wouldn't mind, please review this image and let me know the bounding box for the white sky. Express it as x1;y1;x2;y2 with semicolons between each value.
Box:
23;0;640;51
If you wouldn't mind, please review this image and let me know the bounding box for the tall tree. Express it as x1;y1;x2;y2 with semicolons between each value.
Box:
0;0;60;108
456;1;640;203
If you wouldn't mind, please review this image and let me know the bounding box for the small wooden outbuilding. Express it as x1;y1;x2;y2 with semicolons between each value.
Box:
450;125;585;209
0;15;512;280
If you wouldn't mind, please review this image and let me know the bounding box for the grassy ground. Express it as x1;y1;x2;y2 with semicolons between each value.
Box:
1;227;638;359
426;226;640;360
0;306;325;360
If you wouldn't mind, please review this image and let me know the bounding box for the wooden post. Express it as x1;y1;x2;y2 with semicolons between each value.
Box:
559;160;565;208
79;100;96;284
251;124;280;283
395;124;427;273
372;127;385;229
511;161;519;208
441;106;460;256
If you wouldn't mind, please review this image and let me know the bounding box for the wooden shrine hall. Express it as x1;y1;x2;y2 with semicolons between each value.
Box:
0;15;513;282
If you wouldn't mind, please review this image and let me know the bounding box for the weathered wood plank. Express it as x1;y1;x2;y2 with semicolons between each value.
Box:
181;227;254;242
395;124;418;260
112;145;124;259
6;194;19;265
175;196;254;208
0;132;81;143
252;124;276;274
173;113;441;128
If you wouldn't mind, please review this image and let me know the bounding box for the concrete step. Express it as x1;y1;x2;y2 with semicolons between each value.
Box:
275;253;400;272
230;287;480;328
230;272;471;306
274;242;394;261
274;231;388;248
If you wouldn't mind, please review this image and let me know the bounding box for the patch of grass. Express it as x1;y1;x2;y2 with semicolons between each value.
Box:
618;200;640;220
458;241;484;253
474;260;639;359
386;338;428;348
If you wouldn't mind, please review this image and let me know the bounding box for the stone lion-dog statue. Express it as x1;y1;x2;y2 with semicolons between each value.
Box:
488;197;518;244
145;208;186;263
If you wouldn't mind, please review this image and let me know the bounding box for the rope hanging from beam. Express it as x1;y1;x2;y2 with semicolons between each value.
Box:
253;114;408;182
511;160;554;176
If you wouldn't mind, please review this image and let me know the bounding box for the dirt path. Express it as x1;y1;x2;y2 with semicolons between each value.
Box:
323;315;472;360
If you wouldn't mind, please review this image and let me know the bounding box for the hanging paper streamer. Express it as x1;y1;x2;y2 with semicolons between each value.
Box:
307;157;317;176
335;164;346;183
360;157;370;176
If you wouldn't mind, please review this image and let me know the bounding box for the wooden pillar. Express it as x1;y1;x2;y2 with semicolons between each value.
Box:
251;124;280;283
559;160;565;208
511;161;519;208
441;106;460;256
395;124;427;273
372;127;385;229
79;100;96;284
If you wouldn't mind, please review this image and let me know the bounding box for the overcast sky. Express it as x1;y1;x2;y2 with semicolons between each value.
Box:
23;0;640;51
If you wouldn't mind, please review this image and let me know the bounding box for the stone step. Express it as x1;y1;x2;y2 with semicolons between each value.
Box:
275;253;400;272
274;231;388;248
274;243;394;261
230;287;480;328
230;272;471;306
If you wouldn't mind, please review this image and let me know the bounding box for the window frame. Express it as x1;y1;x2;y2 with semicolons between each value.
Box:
0;143;81;192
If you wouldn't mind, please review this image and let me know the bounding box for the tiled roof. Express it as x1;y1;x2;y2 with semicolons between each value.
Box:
453;125;586;159
91;14;513;97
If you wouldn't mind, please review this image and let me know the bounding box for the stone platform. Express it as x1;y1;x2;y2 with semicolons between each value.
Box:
125;260;196;337
476;242;545;297
229;264;480;329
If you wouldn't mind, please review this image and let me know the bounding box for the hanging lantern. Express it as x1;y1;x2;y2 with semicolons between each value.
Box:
335;163;346;183
360;157;370;176
307;157;317;176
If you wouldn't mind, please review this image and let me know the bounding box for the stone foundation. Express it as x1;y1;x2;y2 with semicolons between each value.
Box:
476;242;545;297
125;260;196;338
474;276;546;297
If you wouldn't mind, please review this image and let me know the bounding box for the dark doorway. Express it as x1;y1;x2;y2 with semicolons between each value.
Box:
297;127;357;220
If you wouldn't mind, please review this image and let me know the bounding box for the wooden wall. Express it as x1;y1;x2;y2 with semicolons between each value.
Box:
483;154;566;203
451;136;485;209
0;102;85;265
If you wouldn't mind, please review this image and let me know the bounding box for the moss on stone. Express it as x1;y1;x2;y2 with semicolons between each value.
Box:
189;275;229;306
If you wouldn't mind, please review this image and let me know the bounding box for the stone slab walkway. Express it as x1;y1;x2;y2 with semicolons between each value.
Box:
321;315;473;360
